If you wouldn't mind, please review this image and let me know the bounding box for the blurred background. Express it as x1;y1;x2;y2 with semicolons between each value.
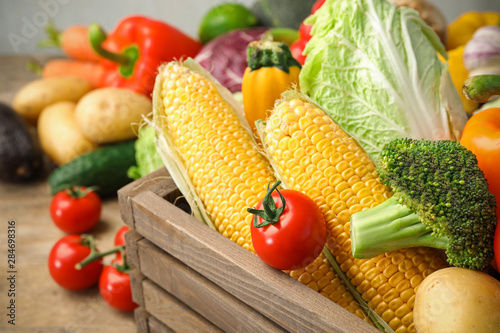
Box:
1;0;499;55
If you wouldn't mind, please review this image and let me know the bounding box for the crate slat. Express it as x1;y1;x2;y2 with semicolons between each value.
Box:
125;230;145;271
134;307;150;333
134;307;176;333
136;237;286;333
129;189;378;333
148;315;175;333
143;279;223;333
118;167;175;228
129;268;147;307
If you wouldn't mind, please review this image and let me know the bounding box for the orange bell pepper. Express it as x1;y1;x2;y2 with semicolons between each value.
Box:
460;74;500;270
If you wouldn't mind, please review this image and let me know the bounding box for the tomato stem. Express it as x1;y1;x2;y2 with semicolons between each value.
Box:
75;234;125;270
113;248;132;273
67;185;99;198
247;181;286;228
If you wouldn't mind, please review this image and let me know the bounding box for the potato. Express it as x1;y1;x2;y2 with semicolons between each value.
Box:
414;267;500;333
75;88;152;144
38;101;97;165
12;76;93;125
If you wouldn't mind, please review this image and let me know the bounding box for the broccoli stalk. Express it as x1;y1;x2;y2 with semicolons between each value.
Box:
351;196;449;257
350;138;497;271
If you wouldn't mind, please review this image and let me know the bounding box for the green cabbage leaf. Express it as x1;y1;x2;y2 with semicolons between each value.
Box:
300;0;468;162
127;125;164;180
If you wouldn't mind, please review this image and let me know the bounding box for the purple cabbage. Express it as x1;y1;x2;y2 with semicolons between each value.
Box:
194;27;269;93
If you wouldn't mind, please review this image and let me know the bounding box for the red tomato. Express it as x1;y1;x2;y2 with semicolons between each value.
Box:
114;225;129;246
48;235;103;290
249;184;327;270
50;186;102;234
114;225;129;264
99;264;138;312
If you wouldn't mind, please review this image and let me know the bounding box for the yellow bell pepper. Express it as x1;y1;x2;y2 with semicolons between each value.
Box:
242;40;301;136
446;11;500;50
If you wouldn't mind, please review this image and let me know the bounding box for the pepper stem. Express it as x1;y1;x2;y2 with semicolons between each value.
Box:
246;40;301;73
88;23;130;66
463;74;500;103
75;234;125;270
247;181;286;228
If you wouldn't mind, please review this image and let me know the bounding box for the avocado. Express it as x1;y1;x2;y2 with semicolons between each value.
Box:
0;103;42;182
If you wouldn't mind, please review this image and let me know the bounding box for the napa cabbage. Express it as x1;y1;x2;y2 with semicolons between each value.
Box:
300;0;468;162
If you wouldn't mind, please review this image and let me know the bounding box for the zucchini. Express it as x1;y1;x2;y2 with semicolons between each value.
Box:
0;103;42;182
48;140;136;197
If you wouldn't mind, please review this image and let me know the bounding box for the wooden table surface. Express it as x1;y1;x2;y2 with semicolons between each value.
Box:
0;54;136;332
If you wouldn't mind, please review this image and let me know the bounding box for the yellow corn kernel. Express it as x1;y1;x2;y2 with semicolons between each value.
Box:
157;62;372;322
262;95;448;332
159;63;276;252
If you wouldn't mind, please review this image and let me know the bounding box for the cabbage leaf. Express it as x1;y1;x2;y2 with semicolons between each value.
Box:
300;0;468;161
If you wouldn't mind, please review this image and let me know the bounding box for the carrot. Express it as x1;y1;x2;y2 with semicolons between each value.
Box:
29;59;105;89
39;21;101;62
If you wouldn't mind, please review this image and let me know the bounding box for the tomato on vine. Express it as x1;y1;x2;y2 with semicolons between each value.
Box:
48;234;104;290
113;225;130;264
50;186;102;234
99;257;138;312
248;181;327;270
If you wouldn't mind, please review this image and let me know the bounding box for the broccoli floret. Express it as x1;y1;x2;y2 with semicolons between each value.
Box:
350;138;497;271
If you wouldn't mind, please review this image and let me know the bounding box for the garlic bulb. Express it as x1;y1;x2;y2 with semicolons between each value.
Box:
463;25;500;76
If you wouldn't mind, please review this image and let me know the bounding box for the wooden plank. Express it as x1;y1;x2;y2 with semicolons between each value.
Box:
131;190;379;333
136;238;286;333
142;279;223;333
125;229;145;270
148;315;175;333
134;307;150;333
118;167;172;228
130;268;147;308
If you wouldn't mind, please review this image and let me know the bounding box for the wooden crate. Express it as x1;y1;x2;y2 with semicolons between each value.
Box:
118;167;379;333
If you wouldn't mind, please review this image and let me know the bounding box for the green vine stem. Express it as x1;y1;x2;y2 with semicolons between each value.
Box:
75;234;125;270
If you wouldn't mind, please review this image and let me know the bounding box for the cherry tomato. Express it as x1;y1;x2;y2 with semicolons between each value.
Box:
99;264;138;312
114;225;129;246
249;182;327;270
48;235;103;290
50;186;102;234
114;225;129;264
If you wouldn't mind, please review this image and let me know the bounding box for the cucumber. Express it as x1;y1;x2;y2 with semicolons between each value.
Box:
48;140;136;197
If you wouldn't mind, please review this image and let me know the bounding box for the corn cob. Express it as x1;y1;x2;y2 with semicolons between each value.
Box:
153;60;373;324
259;92;448;333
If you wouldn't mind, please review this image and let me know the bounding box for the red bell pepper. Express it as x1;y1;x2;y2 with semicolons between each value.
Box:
89;16;202;97
289;0;326;65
